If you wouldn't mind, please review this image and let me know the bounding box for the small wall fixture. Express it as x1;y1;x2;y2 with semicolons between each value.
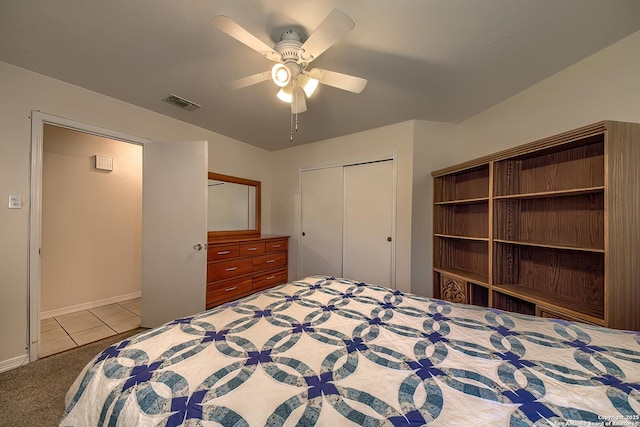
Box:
95;155;113;171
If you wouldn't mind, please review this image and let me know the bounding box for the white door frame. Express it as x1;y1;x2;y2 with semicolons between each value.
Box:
298;154;398;288
28;111;152;362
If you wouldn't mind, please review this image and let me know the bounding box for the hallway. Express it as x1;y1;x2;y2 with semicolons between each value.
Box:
39;298;141;357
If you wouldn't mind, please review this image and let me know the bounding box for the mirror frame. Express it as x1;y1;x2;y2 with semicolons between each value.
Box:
207;172;261;242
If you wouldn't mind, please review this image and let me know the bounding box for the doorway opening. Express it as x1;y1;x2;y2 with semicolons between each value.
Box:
29;112;151;361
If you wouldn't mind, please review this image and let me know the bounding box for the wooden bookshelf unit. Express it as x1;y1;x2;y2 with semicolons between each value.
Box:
432;121;640;331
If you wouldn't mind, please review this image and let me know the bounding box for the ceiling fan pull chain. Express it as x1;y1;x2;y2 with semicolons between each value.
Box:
290;112;294;142
294;88;299;132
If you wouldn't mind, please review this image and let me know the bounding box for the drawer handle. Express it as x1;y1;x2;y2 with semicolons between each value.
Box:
224;286;237;292
266;259;275;263
266;275;275;280
225;267;238;271
247;247;258;251
272;244;281;248
217;250;231;255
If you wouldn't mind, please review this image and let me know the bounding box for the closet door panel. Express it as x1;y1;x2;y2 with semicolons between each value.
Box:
343;160;394;287
300;167;344;278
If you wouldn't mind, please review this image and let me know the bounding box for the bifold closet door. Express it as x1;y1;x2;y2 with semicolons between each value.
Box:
300;167;344;278
343;160;393;287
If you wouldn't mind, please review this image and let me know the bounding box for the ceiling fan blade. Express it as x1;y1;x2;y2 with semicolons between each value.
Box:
221;71;271;90
211;16;280;61
292;86;307;114
300;9;355;61
310;68;367;93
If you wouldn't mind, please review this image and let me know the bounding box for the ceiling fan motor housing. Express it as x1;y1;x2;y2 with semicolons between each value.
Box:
275;30;306;64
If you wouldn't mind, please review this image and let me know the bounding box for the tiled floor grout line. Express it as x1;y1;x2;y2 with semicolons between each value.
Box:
41;298;141;358
54;317;79;347
88;308;119;334
117;302;139;318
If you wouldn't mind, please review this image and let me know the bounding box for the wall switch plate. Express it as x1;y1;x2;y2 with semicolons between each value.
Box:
8;195;22;209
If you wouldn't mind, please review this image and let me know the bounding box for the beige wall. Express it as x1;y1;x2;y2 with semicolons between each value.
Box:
411;121;459;297
455;30;640;160
2;27;639;369
0;61;272;368
41;125;142;314
270;119;459;297
270;121;415;292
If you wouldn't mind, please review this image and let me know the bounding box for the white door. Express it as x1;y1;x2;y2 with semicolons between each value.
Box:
300;167;344;278
142;141;208;327
343;160;394;287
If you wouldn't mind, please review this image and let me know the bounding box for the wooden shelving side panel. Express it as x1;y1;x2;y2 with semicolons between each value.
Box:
493;242;604;318
493;136;604;196
494;193;604;250
434;202;489;238
434;164;489;202
605;121;640;331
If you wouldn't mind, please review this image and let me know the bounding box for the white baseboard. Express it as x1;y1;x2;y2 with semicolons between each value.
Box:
40;291;142;319
0;354;29;373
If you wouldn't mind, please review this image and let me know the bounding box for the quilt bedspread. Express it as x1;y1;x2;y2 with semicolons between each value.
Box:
61;276;640;426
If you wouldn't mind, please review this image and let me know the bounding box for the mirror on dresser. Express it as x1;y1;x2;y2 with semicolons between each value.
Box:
208;172;261;241
206;172;289;309
206;172;289;308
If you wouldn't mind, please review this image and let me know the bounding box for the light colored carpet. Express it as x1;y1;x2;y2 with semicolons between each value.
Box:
0;328;146;427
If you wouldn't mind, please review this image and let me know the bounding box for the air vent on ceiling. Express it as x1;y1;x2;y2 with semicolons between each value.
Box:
162;93;202;111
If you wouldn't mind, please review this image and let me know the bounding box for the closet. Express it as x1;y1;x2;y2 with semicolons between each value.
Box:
300;159;395;287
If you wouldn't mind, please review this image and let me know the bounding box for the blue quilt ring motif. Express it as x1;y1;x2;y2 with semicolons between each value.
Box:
60;276;640;426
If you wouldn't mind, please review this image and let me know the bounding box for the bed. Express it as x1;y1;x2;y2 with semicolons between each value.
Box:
61;276;640;426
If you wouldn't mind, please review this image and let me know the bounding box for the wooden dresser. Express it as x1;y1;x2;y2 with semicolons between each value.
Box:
206;235;289;308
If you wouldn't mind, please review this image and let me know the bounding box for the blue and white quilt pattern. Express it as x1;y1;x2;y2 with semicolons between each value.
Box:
61;277;640;426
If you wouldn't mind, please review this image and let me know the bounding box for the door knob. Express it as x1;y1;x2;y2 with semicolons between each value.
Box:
387;237;392;242
302;232;306;236
193;243;203;251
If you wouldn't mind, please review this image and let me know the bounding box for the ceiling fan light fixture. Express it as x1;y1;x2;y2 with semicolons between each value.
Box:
271;63;291;87
212;9;365;142
298;74;319;97
277;85;294;103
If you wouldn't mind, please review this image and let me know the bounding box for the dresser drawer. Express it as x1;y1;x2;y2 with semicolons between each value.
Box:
253;252;287;272
208;258;253;282
266;239;288;253
208;244;240;261
239;242;265;257
206;277;252;307
253;268;288;291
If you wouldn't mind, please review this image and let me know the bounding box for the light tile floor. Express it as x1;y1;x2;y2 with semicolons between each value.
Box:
39;298;141;357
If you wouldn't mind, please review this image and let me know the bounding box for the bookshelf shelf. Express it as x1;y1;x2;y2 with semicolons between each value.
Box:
431;121;640;331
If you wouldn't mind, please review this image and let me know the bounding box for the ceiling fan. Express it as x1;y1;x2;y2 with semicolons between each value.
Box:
211;9;368;115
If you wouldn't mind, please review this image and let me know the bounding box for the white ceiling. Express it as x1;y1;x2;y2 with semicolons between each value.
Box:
1;1;640;151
